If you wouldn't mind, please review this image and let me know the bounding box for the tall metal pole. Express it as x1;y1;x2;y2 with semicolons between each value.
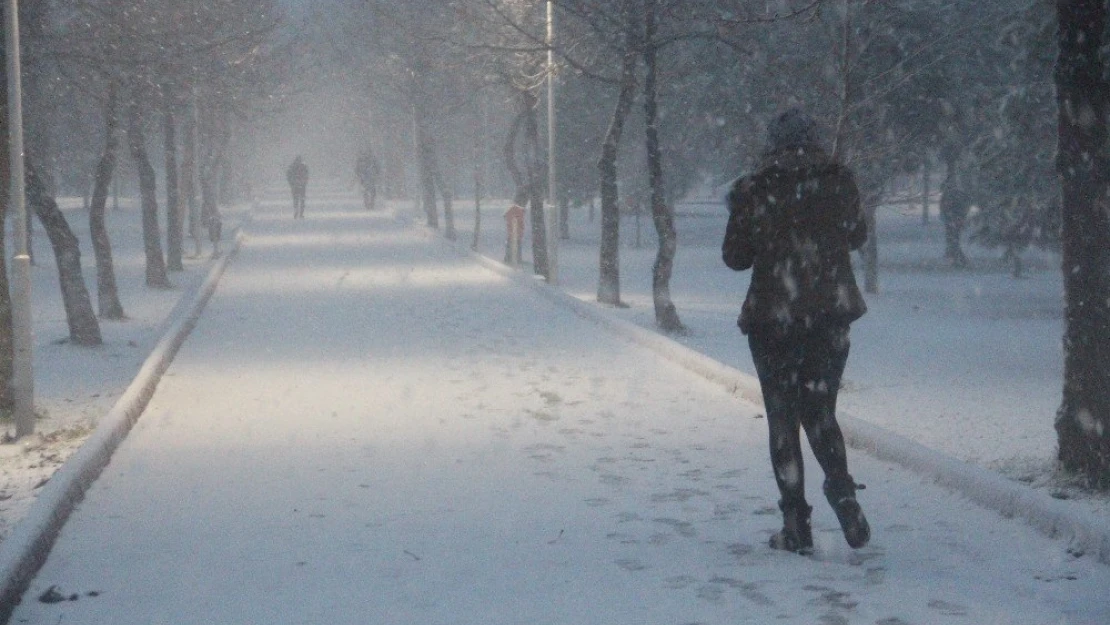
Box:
6;0;35;438
190;78;202;256
545;0;559;284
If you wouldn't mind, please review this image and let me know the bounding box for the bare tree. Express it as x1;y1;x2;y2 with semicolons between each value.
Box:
26;165;103;345
126;88;171;288
641;0;683;332
163;88;184;271
1054;0;1110;488
89;83;126;318
21;0;102;345
594;0;640;306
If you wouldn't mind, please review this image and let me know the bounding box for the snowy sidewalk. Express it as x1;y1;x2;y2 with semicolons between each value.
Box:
7;197;1108;624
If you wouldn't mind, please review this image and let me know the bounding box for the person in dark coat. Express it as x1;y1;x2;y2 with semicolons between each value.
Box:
722;108;871;554
355;148;381;211
286;155;309;219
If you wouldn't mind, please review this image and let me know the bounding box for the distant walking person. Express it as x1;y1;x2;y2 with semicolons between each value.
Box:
287;155;309;219
722;108;871;554
355;148;381;211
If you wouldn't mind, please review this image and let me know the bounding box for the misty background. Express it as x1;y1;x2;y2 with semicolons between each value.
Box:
1;0;1108;488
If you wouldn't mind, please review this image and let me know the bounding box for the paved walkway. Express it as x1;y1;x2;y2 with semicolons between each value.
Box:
8;197;1108;624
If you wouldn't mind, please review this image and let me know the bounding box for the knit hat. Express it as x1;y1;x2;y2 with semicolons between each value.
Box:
765;108;821;152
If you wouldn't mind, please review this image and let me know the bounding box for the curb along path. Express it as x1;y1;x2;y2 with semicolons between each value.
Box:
0;225;248;623
3;202;1107;625
423;215;1110;567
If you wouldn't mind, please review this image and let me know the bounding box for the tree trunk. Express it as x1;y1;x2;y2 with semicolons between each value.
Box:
472;110;483;252
643;2;684;333
182;97;200;256
415;109;438;228
198;97;230;256
503;103;528;264
89;84;125;319
127;99;171;288
164;96;183;271
18;0;99;344
597;4;640;306
521;89;548;278
410;64;439;229
199;170;221;253
862;196;880;294
26;165;102;346
560;196;569;240
1054;0;1110;488
430;144;455;240
921;162;930;226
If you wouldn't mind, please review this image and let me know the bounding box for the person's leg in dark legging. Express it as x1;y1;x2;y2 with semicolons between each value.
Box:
295;187;306;218
749;328;813;552
797;324;869;548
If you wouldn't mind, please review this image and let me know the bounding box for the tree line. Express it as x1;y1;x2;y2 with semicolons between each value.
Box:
0;1;296;402
316;0;1106;486
1;0;1107;487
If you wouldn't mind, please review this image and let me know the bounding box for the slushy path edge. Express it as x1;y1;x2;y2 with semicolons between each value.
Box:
0;223;248;623
411;214;1110;569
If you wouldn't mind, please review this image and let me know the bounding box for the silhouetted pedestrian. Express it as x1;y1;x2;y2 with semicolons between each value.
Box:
355;148;381;211
287;155;309;219
722;108;871;554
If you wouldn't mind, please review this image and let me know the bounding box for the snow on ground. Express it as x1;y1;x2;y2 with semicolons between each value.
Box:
0;180;1105;539
8;194;1110;625
0;197;247;541
444;193;1107;522
0;180;1105;623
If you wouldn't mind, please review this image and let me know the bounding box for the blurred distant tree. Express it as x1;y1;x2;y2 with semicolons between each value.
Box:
89;84;126;318
53;0;289;274
332;0;470;236
26;164;104;345
414;0;557;272
163;86;183;271
715;1;1046;288
590;0;640;306
1054;0;1110;489
968;2;1059;277
126;84;172;288
819;0;951;293
482;0;767;325
21;0;103;345
502;83;549;275
641;0;682;332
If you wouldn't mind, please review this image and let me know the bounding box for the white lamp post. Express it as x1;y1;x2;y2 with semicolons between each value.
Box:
6;0;34;438
545;0;558;284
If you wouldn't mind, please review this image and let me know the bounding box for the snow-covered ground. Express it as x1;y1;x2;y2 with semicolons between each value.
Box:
0;197;247;541
444;191;1105;523
6;191;1109;624
0;181;1103;540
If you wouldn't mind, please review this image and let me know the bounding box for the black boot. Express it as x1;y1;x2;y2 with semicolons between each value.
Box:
769;500;813;554
824;478;870;549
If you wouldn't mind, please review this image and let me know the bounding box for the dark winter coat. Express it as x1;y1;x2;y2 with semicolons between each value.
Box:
356;151;380;187
287;159;309;190
723;146;868;334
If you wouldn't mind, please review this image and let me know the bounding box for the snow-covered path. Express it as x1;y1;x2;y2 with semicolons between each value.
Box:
10;196;1108;624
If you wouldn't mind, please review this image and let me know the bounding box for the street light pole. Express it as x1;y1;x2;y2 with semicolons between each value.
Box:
545;0;558;284
5;0;35;438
